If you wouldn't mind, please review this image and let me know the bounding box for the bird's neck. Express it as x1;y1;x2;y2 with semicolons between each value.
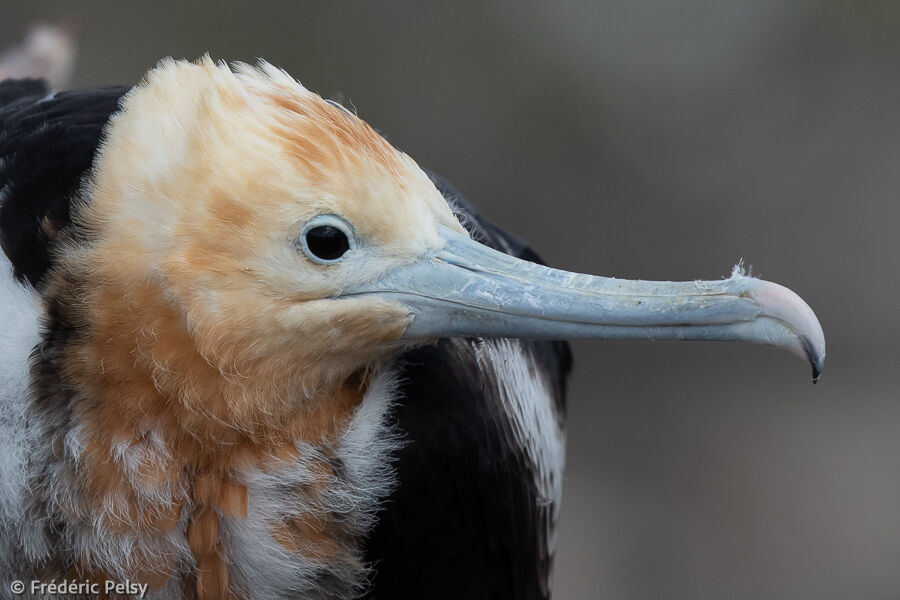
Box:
27;276;399;598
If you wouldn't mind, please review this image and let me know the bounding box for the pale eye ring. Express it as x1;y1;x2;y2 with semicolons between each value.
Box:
299;215;356;263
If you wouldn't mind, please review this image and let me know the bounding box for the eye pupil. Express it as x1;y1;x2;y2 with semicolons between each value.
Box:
305;225;350;261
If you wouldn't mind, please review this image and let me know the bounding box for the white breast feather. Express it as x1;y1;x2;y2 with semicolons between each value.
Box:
0;254;41;533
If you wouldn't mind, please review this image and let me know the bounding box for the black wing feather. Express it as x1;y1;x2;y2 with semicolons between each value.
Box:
0;80;128;287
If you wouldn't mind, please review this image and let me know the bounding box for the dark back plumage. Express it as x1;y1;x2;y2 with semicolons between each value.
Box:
0;81;128;287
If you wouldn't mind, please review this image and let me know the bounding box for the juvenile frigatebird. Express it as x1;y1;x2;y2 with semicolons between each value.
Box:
0;58;824;599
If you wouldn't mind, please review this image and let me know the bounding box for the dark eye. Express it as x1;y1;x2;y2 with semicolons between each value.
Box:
299;214;356;263
305;225;350;261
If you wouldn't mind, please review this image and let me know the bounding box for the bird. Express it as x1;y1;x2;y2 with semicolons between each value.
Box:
0;57;825;600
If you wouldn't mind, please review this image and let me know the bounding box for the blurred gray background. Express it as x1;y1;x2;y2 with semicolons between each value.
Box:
3;2;897;598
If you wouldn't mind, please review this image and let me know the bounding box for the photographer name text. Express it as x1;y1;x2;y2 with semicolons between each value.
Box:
9;579;149;598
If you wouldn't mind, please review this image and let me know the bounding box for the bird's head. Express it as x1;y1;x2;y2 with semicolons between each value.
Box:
54;57;823;433
63;58;465;400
